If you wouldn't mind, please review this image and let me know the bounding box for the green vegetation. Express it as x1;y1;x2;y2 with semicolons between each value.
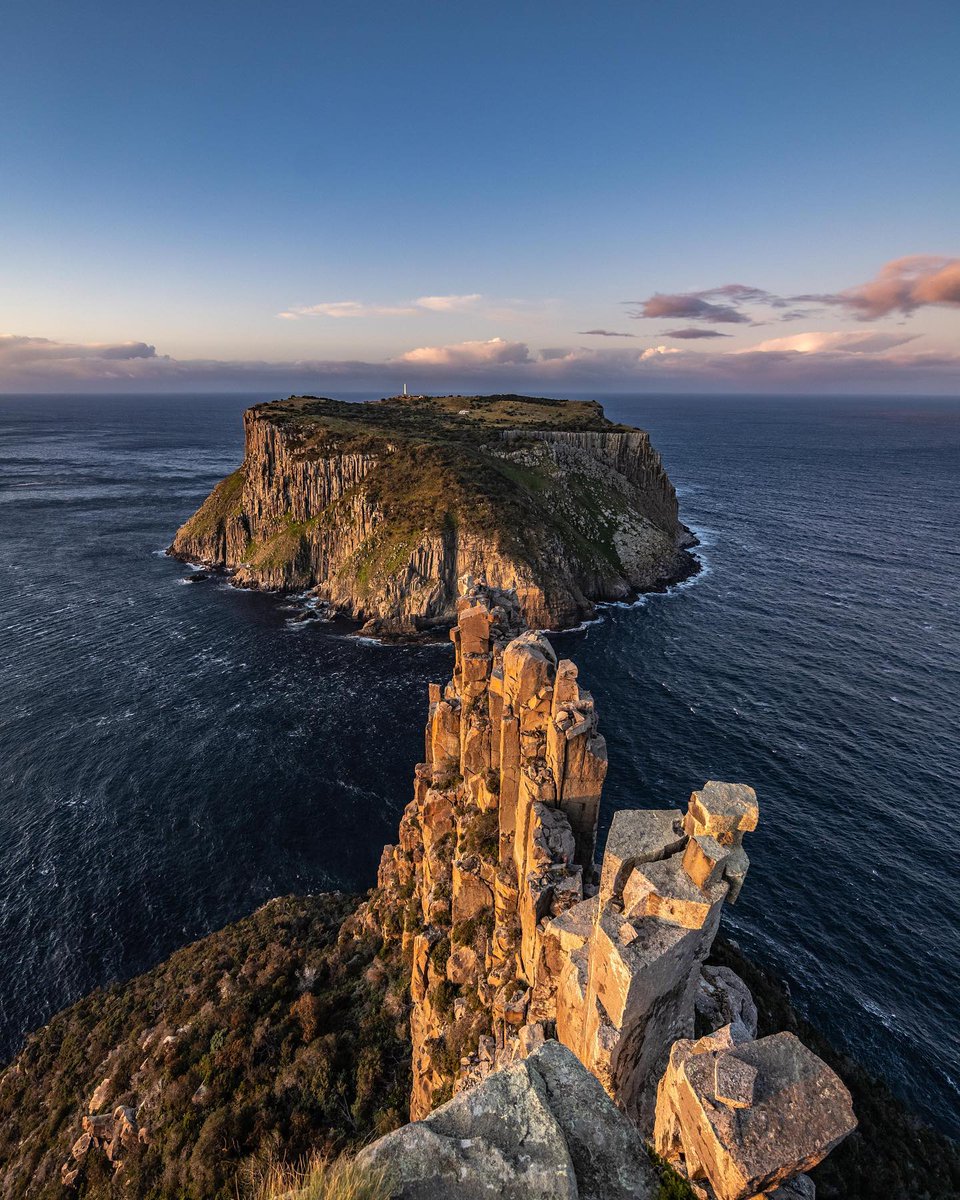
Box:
457;808;499;860
648;1149;697;1200
245;514;311;574
169;392;689;616
709;937;960;1200
247;395;647;587
257;393;621;445
0;895;410;1200
175;465;245;543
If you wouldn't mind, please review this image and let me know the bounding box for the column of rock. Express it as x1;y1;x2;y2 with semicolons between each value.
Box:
404;586;507;1116
484;627;610;1066
357;582;856;1189
363;579;610;1114
365;580;757;1131
375;582;531;1117
530;782;758;1131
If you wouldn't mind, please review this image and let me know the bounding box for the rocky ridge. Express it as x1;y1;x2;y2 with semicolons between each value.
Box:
2;582;958;1198
169;394;696;632
358;580;857;1199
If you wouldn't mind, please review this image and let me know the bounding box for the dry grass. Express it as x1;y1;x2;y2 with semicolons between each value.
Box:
250;1153;391;1200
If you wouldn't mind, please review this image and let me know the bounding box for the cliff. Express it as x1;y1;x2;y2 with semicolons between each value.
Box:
357;582;858;1199
168;394;696;632
2;586;958;1199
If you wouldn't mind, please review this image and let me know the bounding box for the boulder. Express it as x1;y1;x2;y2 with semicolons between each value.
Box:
359;1040;657;1200
684;783;758;847
654;1029;856;1200
598;809;686;905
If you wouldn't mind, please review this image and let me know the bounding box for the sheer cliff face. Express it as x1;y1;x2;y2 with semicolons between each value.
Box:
169;395;696;631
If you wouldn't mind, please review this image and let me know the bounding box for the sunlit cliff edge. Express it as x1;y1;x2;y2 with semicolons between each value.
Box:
168;394;697;634
350;582;855;1199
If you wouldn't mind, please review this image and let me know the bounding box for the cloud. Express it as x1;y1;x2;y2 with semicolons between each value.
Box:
277;301;417;319
0;335;158;363
3;327;959;396
623;282;781;325
279;293;484;320
662;327;733;339
622;256;960;332
414;294;482;312
742;330;918;355
708;284;779;303
394;337;531;367
778;308;822;322
622;256;960;329
625;293;750;324
577;329;636;338
800;256;960;320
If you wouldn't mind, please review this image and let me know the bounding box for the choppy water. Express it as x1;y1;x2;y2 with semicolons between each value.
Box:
0;393;957;1136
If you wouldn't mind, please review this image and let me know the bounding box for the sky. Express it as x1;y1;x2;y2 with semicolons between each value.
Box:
2;0;959;394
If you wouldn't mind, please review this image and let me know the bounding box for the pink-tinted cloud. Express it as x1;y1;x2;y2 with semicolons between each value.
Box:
617;256;960;330
277;300;417;319
414;294;482;312
394;337;531;367
2;328;959;394
626;293;749;324
742;330;918;355
803;256;960;320
278;293;483;320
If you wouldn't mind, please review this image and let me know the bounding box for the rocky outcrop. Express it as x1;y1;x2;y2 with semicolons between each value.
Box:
358;1040;659;1200
654;1024;857;1200
169;394;696;631
60;1102;146;1188
361;580;855;1200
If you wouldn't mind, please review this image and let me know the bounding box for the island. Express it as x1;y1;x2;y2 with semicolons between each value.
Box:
168;394;697;634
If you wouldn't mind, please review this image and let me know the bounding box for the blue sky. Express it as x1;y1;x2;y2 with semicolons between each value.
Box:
2;0;958;392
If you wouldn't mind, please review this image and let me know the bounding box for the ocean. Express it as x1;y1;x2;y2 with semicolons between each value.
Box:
0;392;957;1136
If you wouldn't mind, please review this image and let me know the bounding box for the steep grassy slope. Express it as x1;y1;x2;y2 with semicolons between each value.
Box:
0;895;409;1200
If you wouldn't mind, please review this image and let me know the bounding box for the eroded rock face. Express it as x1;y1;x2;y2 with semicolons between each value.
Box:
168;394;695;631
360;582;756;1126
360;582;854;1200
358;1040;658;1200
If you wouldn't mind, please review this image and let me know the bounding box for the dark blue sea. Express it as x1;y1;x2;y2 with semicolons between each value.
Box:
0;393;957;1136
